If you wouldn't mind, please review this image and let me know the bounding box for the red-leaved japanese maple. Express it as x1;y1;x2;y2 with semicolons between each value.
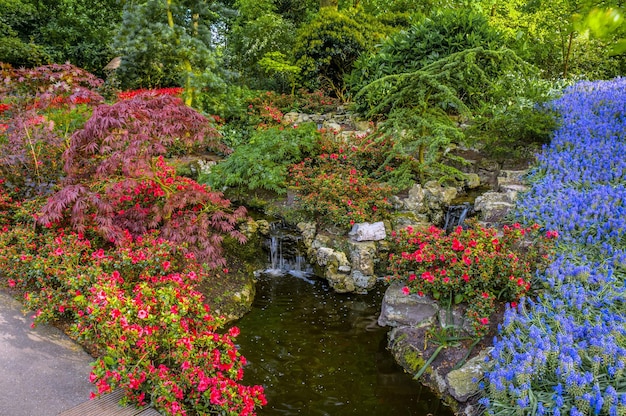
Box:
39;93;245;267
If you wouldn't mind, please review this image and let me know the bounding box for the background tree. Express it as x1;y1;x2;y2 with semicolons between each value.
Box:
225;0;297;91
293;7;397;97
0;0;122;74
484;0;626;78
112;0;229;105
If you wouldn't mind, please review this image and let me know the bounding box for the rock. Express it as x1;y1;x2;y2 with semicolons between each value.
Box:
499;183;528;202
499;169;528;181
446;348;492;402
404;184;426;212
338;265;351;273
313;247;356;293
240;219;259;238
323;121;342;132
391;212;430;231
315;247;348;267
465;173;481;189
297;222;317;247
349;221;386;242
354;120;372;131
477;159;500;172
424;180;458;206
438;306;474;335
474;192;515;223
349;241;377;275
283;112;299;124
378;281;439;327
351;270;375;293
256;220;271;235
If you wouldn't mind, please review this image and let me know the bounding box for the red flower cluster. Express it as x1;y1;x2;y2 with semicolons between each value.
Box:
1;229;266;416
388;221;556;336
117;87;184;100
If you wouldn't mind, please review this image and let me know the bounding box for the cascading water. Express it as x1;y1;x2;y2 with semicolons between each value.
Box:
443;202;473;233
264;222;314;280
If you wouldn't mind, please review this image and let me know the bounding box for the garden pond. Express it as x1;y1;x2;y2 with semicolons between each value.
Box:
234;271;454;415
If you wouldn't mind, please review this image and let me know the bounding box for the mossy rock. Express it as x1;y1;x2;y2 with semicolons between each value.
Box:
199;233;266;322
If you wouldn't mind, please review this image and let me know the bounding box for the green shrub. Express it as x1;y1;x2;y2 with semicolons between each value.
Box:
353;47;551;182
348;10;505;96
202;123;322;195
293;7;393;97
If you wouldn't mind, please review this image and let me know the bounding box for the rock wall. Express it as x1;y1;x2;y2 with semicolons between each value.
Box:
297;221;386;293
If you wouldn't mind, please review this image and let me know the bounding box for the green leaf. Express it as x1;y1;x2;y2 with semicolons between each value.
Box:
103;355;115;367
454;293;464;304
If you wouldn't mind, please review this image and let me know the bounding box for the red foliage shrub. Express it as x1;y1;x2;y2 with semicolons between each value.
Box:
39;94;245;266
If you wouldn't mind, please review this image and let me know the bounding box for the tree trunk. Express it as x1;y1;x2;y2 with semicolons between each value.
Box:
563;31;574;78
166;0;194;106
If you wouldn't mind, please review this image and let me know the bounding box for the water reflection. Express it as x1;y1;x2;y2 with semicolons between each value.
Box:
234;273;454;416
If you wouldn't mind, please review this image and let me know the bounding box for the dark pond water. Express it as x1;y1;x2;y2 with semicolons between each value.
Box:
234;273;454;416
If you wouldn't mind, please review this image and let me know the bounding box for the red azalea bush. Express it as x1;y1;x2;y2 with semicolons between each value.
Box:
0;229;266;415
290;159;392;228
387;221;557;335
288;130;397;229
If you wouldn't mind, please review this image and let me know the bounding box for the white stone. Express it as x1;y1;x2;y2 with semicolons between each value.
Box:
349;221;386;242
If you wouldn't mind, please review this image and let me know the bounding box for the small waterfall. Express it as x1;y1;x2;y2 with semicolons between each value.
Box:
443;202;472;233
264;222;314;280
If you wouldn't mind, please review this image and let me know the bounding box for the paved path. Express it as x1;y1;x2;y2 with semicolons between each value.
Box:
0;290;95;416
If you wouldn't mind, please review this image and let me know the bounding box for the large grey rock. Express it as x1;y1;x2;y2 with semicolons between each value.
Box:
403;183;426;212
438;306;474;335
378;281;439;327
315;247;349;267
315;247;354;293
401;181;457;225
499;183;528;202
446;348;492;402
353;120;372;131
474;192;515;223
351;270;376;293
424;180;458;206
391;212;430;231
499;169;528;181
283;112;300;124
323;121;342;132
349;221;386;242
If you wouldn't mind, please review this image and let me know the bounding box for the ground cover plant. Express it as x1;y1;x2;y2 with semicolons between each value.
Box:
480;78;626;415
